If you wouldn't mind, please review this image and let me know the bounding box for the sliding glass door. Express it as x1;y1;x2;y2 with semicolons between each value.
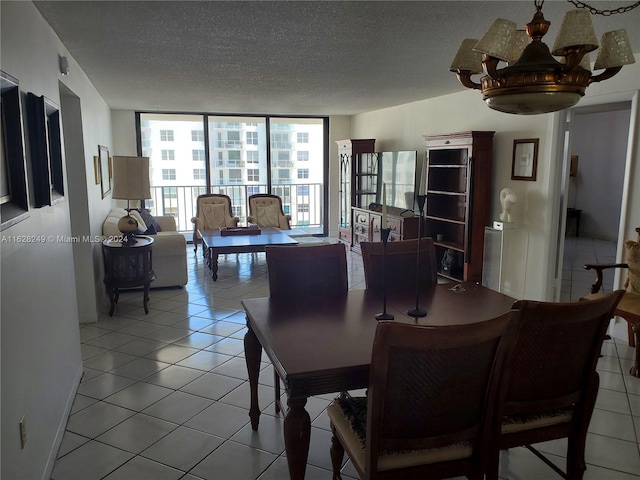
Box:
138;113;327;234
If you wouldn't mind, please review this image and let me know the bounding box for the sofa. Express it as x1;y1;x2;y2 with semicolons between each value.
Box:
103;208;188;288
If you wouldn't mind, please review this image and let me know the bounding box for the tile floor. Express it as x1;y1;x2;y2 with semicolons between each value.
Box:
52;240;640;479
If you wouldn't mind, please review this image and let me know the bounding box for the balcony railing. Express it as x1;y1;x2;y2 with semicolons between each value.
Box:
147;183;324;233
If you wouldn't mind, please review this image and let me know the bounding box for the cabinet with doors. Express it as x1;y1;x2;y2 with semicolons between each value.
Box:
423;131;494;283
352;206;421;253
336;139;376;244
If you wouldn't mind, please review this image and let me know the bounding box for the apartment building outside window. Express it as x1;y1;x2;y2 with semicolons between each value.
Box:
160;129;174;141
247;169;259;182
162;169;176;180
139;113;327;233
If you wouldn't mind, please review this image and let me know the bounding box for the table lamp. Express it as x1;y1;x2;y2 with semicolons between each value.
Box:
112;156;151;245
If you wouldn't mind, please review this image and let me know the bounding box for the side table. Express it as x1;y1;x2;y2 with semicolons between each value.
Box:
103;235;155;316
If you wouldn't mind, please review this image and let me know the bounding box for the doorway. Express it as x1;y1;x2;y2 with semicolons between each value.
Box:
559;102;631;302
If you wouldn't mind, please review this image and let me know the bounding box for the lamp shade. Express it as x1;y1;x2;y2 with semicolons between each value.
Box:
112;156;151;200
450;39;483;73
594;29;636;69
506;30;530;64
552;9;599;56
473;18;517;62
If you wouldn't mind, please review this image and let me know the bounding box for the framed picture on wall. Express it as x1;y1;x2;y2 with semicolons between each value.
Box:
99;145;111;198
511;138;538;181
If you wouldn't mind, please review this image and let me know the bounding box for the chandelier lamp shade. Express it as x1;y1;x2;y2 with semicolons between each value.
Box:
112;156;151;245
449;0;636;115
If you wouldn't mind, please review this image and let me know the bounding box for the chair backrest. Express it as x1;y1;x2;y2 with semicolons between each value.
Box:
360;238;438;295
248;194;290;229
265;243;348;298
365;312;520;472
503;290;625;417
194;194;236;229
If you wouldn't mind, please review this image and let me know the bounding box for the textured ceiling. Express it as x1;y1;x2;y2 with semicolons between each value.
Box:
34;1;640;116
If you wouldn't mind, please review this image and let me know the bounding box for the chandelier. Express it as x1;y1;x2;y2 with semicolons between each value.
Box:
449;0;637;115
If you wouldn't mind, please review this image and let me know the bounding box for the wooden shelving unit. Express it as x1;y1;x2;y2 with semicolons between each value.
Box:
423;131;494;283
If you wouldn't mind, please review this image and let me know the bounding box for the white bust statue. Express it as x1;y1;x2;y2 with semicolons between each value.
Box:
499;188;517;223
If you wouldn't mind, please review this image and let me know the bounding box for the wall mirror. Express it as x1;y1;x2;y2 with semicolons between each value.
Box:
511;138;538;181
99;145;111;198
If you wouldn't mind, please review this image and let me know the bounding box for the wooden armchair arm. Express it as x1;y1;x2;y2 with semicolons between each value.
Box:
583;263;628;294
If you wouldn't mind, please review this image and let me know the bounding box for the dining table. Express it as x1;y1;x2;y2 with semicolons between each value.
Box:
242;282;516;479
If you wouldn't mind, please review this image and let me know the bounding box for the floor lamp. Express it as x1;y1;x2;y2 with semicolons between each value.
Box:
112;156;151;245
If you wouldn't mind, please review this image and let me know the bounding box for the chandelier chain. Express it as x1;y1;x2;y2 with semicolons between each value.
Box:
566;0;640;15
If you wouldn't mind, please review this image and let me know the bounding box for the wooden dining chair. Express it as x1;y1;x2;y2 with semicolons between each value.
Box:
487;290;625;480
327;311;521;480
360;238;438;295
581;227;640;377
190;193;239;253
265;242;349;412
248;193;291;229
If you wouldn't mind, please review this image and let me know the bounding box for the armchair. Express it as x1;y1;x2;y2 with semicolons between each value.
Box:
248;194;291;229
582;227;640;377
191;194;239;253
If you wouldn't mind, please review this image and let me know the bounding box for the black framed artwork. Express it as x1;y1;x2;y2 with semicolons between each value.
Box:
26;93;64;207
1;70;30;230
511;138;539;181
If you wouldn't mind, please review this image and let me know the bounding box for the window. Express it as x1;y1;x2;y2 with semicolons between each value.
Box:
162;169;176;180
298;203;309;213
297;132;309;143
297;185;309;196
248;186;261;196
193;169;206;180
161;149;175;161
160;130;174;141
246;131;258;145
192;130;204;142
228;150;242;166
277;169;290;181
192;149;205;161
247;169;259;182
229;169;242;183
247;151;259;164
297;151;309;161
297;169;309;179
271;133;290;149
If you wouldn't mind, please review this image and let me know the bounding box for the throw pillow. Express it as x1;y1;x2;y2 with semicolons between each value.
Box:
202;203;226;229
256;204;280;228
139;223;157;235
136;208;161;232
625;240;640;294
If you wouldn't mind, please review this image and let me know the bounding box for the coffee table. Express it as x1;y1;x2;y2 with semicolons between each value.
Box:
198;227;298;280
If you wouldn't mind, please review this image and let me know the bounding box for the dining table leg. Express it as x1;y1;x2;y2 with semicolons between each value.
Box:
284;397;311;480
244;324;262;430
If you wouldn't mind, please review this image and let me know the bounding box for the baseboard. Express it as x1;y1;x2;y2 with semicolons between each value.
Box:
42;362;83;480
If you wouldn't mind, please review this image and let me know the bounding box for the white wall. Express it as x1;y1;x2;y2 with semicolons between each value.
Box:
1;2;115;478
